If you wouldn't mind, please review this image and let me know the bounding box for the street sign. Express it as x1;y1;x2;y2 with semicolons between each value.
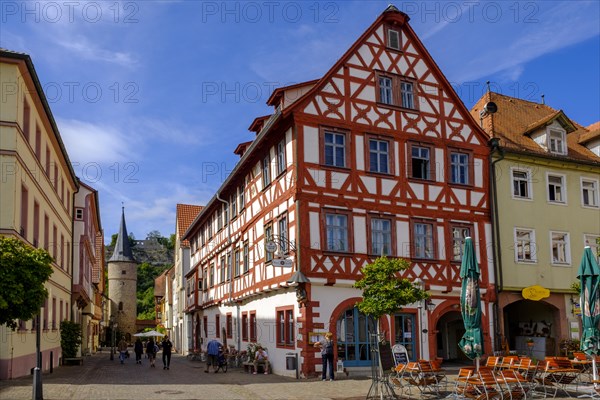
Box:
272;258;293;268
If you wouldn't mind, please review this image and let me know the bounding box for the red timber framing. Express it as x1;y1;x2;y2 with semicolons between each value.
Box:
182;6;493;377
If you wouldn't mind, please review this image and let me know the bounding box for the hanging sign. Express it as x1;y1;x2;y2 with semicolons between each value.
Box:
522;285;550;301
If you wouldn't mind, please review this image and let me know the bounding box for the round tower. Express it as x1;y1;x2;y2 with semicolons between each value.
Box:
107;207;138;339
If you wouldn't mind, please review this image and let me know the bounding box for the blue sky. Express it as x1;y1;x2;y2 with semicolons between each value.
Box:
2;1;599;243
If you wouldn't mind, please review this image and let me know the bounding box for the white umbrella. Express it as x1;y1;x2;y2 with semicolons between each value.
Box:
133;330;165;337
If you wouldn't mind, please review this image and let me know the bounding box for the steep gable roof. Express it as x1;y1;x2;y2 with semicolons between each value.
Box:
109;207;136;262
176;204;203;247
470;91;600;164
281;6;488;144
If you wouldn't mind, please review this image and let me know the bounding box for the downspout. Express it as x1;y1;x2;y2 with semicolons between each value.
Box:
216;192;237;349
489;137;505;352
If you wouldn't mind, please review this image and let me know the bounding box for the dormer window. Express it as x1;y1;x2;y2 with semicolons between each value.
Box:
548;129;566;155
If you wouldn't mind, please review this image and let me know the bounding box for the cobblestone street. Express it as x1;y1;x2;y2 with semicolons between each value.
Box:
1;351;594;399
0;351;372;400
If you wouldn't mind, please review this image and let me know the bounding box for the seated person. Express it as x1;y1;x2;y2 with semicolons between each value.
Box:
253;346;270;374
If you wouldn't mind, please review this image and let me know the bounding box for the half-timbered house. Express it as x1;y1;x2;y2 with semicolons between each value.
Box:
184;5;494;376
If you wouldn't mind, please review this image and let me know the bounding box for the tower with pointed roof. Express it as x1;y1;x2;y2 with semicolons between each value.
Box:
107;207;138;339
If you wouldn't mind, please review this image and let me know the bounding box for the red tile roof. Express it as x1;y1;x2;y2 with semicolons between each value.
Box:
176;204;203;247
470;92;600;164
580;121;600;144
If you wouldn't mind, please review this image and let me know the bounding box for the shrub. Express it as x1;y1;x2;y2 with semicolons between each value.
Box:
60;321;82;358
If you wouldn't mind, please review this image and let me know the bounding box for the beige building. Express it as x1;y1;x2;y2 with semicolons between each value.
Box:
72;181;104;355
472;92;600;358
0;49;79;379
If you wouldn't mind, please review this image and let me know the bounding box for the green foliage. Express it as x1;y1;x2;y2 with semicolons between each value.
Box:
137;286;156;320
0;237;53;329
60;320;82;358
571;281;581;295
354;257;429;323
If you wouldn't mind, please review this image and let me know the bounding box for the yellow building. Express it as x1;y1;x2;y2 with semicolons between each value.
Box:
0;49;79;379
472;92;600;358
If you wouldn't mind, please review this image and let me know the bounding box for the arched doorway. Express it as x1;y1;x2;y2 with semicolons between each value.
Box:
336;307;375;367
504;300;559;356
435;310;467;361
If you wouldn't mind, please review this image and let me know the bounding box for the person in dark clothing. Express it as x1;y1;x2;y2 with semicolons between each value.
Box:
314;332;335;381
146;338;157;368
134;338;144;365
161;336;173;370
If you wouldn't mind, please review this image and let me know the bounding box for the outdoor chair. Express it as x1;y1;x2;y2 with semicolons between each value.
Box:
467;368;503;400
499;369;529;400
390;363;412;398
486;356;500;371
403;360;444;398
536;358;580;398
454;367;477;399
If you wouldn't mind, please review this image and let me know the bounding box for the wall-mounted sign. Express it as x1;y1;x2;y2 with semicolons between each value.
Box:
522;285;550;301
272;258;293;268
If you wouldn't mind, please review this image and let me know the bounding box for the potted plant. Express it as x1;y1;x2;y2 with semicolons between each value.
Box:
526;338;535;347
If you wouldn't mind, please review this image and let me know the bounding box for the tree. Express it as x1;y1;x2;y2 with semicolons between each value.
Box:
60;321;82;358
354;256;429;334
0;237;53;329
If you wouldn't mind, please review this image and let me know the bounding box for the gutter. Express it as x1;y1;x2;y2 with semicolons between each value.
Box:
489;137;505;352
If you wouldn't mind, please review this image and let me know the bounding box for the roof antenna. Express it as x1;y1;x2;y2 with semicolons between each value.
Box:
486;81;491;93
541;94;545;105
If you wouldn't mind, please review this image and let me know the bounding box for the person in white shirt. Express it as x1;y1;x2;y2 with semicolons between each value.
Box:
253;347;270;374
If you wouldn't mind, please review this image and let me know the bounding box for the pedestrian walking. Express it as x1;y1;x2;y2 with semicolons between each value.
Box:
204;339;221;373
146;338;157;368
134;338;144;365
161;336;173;370
118;337;128;364
314;332;335;381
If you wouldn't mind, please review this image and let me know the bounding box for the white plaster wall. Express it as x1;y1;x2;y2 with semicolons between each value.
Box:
303;126;319;164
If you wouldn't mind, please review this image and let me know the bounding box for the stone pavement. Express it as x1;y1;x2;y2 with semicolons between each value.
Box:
0;351;592;399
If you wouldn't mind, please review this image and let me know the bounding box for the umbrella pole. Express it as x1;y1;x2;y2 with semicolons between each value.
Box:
476;357;480;372
593;357;598;387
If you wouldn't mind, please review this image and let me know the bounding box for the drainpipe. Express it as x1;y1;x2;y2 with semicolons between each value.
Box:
489;137;505;352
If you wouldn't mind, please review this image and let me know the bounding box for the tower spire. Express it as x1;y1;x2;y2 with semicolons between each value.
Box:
109;206;135;262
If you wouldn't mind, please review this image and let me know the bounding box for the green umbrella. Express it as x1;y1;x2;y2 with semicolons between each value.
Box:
577;246;600;383
459;237;484;367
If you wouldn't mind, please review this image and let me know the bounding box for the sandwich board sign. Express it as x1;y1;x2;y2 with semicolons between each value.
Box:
391;344;409;366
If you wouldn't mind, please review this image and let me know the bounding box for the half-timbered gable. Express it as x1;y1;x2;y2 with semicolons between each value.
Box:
279;5;492;367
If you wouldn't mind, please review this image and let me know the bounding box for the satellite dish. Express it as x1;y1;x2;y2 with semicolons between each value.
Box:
483;102;498;114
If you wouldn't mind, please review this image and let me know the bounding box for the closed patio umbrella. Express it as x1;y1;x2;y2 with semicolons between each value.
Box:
577;246;600;383
459;237;484;370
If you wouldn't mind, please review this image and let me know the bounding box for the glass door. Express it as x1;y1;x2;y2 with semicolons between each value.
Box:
336;307;375;367
394;313;416;361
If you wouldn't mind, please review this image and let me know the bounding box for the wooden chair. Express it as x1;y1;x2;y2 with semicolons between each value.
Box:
469;368;503;400
403;360;444;398
499;369;529;400
537;358;579;398
390;363;412;398
486;356;500;371
454;367;478;399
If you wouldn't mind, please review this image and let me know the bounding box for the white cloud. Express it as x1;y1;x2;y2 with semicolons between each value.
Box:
57;119;134;165
54;35;137;69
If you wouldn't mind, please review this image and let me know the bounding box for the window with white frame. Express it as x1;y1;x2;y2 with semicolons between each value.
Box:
512;169;531;199
230;193;237;217
550;231;570;265
262;155;271;187
220;256;226;283
584;234;600;260
277;139;286;176
243;241;249;273
515;228;536;262
324;131;346;167
411;145;431;180
369;139;390;174
451;225;471;261
371;217;392;256
325;212;349;252
450;152;470;185
401;81;414;109
238;183;245;210
379;76;393;105
547;174;566;203
582;179;599;207
278;215;288;254
265;224;273;262
413;221;434;259
548;129;566;155
234;249;240;277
